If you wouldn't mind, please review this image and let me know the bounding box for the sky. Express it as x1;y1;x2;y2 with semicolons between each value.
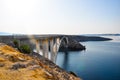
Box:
0;0;120;35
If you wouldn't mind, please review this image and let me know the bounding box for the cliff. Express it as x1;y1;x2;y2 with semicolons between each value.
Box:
59;37;85;51
0;43;81;80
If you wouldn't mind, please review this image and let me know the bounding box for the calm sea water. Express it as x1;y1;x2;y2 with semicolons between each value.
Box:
56;36;120;80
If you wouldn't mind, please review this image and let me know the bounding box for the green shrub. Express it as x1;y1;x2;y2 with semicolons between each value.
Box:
13;39;19;48
20;44;31;54
13;39;31;54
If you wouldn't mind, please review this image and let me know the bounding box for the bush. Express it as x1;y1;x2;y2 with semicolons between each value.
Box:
13;39;31;54
13;39;19;48
20;44;31;54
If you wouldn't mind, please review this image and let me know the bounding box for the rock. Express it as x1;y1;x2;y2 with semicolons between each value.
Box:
69;71;78;77
59;37;86;51
30;52;81;80
11;63;27;70
0;63;5;67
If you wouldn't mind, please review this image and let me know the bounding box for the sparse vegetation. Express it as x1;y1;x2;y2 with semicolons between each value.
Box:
13;39;19;48
20;44;31;54
13;39;31;54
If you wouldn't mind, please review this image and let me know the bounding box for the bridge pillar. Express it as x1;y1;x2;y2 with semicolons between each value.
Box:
42;38;49;58
56;37;60;52
35;39;40;54
50;37;54;62
52;37;60;63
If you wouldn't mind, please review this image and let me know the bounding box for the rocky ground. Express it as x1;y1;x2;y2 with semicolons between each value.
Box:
0;43;81;80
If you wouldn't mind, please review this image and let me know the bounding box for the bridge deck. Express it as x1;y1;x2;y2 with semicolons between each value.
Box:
13;35;64;39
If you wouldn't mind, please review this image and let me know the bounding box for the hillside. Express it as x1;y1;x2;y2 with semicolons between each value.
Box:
0;43;80;80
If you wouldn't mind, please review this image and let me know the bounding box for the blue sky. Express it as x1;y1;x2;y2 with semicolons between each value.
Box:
0;0;120;34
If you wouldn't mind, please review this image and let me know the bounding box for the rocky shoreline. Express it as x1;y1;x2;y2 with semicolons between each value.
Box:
59;37;85;51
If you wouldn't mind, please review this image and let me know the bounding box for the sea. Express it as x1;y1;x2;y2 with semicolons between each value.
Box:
56;35;120;80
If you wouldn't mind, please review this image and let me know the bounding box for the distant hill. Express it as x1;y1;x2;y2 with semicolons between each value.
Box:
68;35;112;42
81;34;120;36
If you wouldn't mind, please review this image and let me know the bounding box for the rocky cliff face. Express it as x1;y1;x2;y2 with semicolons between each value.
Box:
0;43;81;80
59;37;86;51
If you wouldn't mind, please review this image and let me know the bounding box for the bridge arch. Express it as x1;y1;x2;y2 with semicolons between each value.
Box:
51;36;69;63
32;36;69;63
56;36;69;52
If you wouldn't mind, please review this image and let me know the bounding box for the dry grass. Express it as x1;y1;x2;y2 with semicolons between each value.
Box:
0;57;5;62
0;44;54;80
0;44;80;80
0;45;20;55
0;68;52;80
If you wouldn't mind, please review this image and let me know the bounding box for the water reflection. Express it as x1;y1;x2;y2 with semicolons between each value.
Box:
62;50;69;70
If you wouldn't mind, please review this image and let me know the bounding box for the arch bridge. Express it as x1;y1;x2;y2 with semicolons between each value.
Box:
28;35;69;63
